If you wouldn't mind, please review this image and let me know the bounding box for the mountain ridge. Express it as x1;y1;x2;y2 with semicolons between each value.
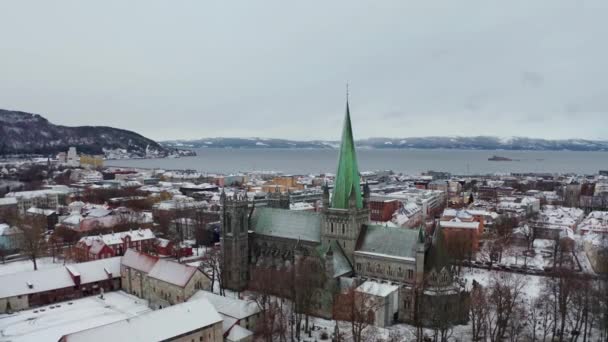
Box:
0;109;173;157
161;136;608;151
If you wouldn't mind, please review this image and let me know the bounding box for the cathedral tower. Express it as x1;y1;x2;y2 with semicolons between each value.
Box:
322;99;370;264
220;190;250;291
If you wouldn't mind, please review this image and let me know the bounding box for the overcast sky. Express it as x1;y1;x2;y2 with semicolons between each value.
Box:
1;1;607;141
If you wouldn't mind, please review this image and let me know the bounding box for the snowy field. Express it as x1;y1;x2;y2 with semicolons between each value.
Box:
0;257;65;276
0;291;150;342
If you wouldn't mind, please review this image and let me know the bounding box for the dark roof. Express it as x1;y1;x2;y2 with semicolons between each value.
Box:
251;207;321;243
355;224;419;261
316;240;353;278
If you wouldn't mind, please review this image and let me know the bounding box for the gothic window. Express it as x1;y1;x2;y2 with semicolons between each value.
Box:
331;222;334;233
342;224;345;235
376;263;382;274
387;266;392;276
398;267;403;276
408;269;414;279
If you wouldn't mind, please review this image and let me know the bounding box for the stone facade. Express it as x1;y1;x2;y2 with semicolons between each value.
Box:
146;271;208;309
220;192;250;291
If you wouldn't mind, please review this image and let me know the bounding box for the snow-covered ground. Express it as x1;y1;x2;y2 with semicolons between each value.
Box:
0;257;65;276
0;291;150;342
461;268;545;299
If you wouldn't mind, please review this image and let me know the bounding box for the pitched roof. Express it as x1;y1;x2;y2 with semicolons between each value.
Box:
356;280;399;297
0;257;121;299
147;258;198;287
355;224;419;261
188;290;260;320
227;324;254;342
61;298;222;342
331;100;362;209
316;241;353;278
251;207;321;243
120;249;159;273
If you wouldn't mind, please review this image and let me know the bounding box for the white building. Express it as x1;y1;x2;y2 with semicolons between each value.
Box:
67;147;79;167
59;297;224;342
355;280;399;328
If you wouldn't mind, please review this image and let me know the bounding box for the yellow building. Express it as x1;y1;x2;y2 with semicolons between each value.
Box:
80;155;104;168
261;176;304;193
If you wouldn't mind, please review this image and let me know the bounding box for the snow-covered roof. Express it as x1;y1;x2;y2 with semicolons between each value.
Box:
73;257;121;283
0;224;21;236
0;291;150;342
0;258;121;299
584;233;608;248
439;219;480;230
121;249;159;273
79;229;155;247
188;290;260;320
0;197;17;206
0;223;10;235
147;259;198;287
5;189;65;199
26;207;56;216
60;297;222;342
85;208;112;218
578;211;608;233
226;324;254;342
356;280;399;297
61;214;83;226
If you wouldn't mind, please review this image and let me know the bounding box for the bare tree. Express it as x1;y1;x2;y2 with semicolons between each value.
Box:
526;293;555;342
19;215;48;271
249;266;283;342
199;245;225;295
292;255;326;338
333;286;379;342
485;273;526;342
470;282;489;341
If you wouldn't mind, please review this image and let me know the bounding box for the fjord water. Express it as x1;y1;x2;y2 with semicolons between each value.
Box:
106;148;608;175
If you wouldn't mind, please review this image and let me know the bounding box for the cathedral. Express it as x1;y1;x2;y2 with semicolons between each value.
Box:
220;100;468;324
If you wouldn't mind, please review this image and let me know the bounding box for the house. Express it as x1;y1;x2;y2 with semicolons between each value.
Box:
355;281;399;328
5;189;69;213
26;207;59;230
0;223;23;252
59;297;223;342
75;228;156;261
530;205;585;240
0;257;121;314
0;197;18;222
583;233;608;274
578;211;608;235
439;209;485;254
189;290;260;340
390;203;422;228
146;258;209;309
120;249;159;298
369;198;401;222
120;249;211;309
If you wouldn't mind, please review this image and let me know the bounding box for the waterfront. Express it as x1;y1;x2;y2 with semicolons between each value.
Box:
105;148;608;175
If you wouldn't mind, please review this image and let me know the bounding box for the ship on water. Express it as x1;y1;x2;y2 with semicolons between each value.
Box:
488;155;514;161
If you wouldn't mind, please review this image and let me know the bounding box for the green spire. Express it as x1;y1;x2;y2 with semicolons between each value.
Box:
331;100;363;209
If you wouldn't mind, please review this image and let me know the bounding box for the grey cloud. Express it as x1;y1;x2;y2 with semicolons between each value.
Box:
0;0;607;140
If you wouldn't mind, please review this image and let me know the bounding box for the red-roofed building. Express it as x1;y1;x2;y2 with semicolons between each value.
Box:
75;229;156;262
